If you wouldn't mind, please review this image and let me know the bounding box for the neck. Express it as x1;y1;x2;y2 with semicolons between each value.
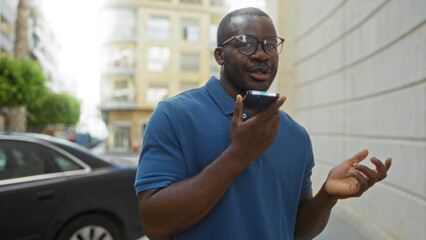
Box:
217;73;244;100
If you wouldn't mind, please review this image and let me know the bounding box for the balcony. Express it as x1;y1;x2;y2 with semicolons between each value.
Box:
101;67;137;76
102;34;138;43
0;32;14;52
181;0;201;3
99;100;137;111
210;0;225;6
0;0;14;23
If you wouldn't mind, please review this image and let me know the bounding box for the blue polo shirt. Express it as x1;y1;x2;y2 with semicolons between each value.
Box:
135;76;314;240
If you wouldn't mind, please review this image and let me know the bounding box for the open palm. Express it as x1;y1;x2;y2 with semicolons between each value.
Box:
325;149;392;199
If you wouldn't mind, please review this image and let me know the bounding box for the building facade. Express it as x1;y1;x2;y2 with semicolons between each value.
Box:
0;0;17;54
272;0;426;239
99;0;228;152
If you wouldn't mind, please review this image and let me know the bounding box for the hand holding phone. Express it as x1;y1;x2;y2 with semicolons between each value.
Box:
243;90;280;109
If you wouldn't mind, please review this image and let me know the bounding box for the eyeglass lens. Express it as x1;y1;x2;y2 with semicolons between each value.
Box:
237;35;282;56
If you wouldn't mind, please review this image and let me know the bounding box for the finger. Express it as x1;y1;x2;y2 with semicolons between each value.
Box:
275;96;286;108
231;95;244;126
354;163;379;186
271;96;286;111
347;149;369;165
269;115;281;136
349;171;368;194
263;96;286;114
259;96;286;122
371;157;392;181
385;157;392;171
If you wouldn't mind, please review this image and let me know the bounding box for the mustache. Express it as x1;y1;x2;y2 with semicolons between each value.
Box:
245;64;272;73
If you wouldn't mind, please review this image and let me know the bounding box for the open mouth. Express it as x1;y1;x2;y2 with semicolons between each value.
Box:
247;66;271;81
249;71;270;80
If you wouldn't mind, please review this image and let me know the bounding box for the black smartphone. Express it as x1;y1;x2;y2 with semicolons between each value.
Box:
243;90;280;109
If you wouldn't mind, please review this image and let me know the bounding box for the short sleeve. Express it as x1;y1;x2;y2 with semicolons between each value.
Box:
300;135;315;196
134;101;187;194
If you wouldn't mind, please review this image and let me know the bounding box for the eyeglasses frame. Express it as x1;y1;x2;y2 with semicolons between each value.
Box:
220;34;285;56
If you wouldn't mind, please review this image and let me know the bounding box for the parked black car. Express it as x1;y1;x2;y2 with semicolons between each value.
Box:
0;133;143;240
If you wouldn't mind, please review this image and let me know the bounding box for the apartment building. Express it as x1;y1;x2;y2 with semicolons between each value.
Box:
0;0;17;53
99;0;228;152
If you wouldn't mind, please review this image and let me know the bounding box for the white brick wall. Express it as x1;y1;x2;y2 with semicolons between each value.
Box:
278;0;426;239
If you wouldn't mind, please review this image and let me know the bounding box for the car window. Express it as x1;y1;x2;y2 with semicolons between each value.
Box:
52;152;83;171
0;140;54;180
0;150;5;171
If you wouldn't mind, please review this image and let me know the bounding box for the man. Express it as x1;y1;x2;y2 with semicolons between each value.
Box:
134;7;392;240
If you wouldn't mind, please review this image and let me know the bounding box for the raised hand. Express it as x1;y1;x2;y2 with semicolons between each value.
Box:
227;94;286;165
324;149;392;199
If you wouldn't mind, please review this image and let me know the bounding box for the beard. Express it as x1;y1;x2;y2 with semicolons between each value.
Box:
222;58;276;95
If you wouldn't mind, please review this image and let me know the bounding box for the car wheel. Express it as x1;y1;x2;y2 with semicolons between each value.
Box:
57;214;123;240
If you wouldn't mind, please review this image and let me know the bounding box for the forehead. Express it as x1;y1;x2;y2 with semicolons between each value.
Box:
228;15;276;38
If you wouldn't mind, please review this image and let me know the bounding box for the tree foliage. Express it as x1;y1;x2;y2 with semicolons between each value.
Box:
28;91;81;127
0;55;48;108
0;55;82;129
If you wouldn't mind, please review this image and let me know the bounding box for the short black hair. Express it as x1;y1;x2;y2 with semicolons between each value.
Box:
217;7;272;46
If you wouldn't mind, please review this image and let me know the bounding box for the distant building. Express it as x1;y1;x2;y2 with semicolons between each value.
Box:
27;0;63;93
0;0;63;91
0;0;17;54
99;0;228;152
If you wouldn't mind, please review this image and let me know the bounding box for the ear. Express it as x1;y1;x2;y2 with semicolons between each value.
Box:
214;47;224;65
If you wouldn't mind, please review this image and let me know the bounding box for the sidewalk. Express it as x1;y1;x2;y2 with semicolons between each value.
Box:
315;212;368;240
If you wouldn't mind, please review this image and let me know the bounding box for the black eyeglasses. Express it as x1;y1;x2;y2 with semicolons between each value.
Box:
220;34;285;56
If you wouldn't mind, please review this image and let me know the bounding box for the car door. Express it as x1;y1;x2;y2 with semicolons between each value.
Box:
0;139;70;240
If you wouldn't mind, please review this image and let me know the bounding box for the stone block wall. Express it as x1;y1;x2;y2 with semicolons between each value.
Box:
274;0;426;239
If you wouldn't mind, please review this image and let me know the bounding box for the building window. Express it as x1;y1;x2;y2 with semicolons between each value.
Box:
181;0;201;3
180;82;198;92
148;16;170;40
209;24;218;46
141;122;147;138
113;123;130;152
103;46;135;69
112;79;134;101
101;8;137;41
182;19;200;42
210;0;224;6
180;53;199;71
147;85;168;104
113;79;131;101
209;55;220;78
147;46;170;72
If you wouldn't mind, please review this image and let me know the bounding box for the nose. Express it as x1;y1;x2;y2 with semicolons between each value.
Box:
250;42;270;62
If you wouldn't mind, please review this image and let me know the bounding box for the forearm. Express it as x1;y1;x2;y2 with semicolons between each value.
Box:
138;148;249;239
294;185;338;240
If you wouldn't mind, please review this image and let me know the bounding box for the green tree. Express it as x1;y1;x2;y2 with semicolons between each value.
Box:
0;56;48;106
28;91;81;127
0;55;48;131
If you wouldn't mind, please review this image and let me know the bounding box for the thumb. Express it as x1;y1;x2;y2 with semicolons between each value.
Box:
231;95;244;126
347;149;369;164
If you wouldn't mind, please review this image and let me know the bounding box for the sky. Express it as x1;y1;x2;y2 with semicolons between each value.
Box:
41;0;106;138
40;0;265;139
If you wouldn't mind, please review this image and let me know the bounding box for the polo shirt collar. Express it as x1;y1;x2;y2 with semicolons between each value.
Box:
206;76;235;116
